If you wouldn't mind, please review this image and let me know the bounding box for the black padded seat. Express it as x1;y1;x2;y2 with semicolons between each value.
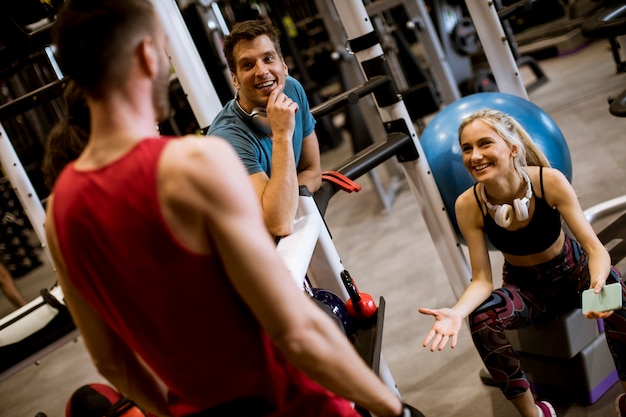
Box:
582;4;626;39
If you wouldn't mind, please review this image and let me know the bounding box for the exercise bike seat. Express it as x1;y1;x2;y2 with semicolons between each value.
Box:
582;4;626;39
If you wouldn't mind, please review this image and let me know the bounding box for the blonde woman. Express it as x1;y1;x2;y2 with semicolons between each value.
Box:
419;109;626;417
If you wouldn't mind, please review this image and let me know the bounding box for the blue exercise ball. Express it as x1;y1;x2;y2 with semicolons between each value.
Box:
420;92;572;239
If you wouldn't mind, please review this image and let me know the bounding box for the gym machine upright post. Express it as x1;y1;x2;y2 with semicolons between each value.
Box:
328;0;472;300
0;79;79;383
315;0;462;213
278;83;427;409
272;67;416;404
324;0;540;297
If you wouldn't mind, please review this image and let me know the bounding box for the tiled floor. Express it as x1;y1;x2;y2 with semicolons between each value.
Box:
1;37;626;417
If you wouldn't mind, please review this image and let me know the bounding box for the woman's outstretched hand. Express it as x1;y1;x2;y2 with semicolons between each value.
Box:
418;307;463;351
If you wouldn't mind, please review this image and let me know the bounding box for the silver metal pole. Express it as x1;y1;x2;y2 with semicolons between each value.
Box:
356;0;462;103
331;0;471;299
153;0;223;128
0;124;49;261
464;0;528;99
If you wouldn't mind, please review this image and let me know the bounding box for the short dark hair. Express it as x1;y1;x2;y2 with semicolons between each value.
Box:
223;20;282;73
52;0;156;99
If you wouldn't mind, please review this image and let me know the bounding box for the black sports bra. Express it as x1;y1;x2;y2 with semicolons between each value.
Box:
473;167;562;256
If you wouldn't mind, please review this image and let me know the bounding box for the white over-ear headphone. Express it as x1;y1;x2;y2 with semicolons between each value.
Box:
481;170;532;228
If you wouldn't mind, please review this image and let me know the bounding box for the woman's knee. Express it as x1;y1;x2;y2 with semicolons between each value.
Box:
469;290;516;331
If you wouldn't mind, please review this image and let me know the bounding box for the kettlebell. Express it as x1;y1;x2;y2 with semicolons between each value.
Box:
340;270;377;320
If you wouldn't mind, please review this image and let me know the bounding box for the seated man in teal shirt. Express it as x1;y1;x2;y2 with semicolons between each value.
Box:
208;20;322;237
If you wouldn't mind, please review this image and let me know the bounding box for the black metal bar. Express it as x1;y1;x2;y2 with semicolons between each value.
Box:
310;75;390;120
0;78;67;121
581;4;626;39
332;132;410;179
314;132;411;215
496;0;528;20
0;301;46;332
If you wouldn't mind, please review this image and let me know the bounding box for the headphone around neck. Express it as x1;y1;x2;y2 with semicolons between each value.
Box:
235;98;272;136
481;170;533;228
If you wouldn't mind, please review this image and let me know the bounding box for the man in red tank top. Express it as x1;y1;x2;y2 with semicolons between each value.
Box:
45;1;412;416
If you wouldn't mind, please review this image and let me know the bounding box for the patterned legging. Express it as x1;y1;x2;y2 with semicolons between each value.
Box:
469;235;626;399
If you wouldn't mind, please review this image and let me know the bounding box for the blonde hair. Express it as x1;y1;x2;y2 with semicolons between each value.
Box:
458;108;551;175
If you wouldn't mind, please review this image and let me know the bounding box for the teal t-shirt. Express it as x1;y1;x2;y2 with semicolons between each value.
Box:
207;76;316;177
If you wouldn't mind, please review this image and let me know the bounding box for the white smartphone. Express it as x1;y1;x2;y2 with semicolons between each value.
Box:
582;282;623;314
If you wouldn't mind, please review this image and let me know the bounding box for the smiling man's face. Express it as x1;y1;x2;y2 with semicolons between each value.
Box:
231;34;288;113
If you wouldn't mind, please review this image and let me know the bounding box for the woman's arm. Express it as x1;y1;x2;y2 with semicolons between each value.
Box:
451;189;495;315
419;189;494;351
297;131;322;193
544;168;613;292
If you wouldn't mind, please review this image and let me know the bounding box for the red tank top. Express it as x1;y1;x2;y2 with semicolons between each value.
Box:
53;138;357;417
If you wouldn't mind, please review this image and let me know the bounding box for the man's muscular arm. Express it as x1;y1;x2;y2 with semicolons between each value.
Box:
297;131;322;194
250;82;299;237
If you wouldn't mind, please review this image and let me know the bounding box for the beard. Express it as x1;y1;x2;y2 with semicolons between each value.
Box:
152;53;172;123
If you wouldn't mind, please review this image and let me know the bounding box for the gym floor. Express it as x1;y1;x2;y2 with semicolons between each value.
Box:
1;39;626;417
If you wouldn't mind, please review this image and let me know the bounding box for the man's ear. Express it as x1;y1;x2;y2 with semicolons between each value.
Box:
230;72;240;90
138;36;158;78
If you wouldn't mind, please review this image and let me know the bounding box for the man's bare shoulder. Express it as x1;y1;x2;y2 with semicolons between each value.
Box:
164;134;233;165
158;134;252;207
159;135;243;180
